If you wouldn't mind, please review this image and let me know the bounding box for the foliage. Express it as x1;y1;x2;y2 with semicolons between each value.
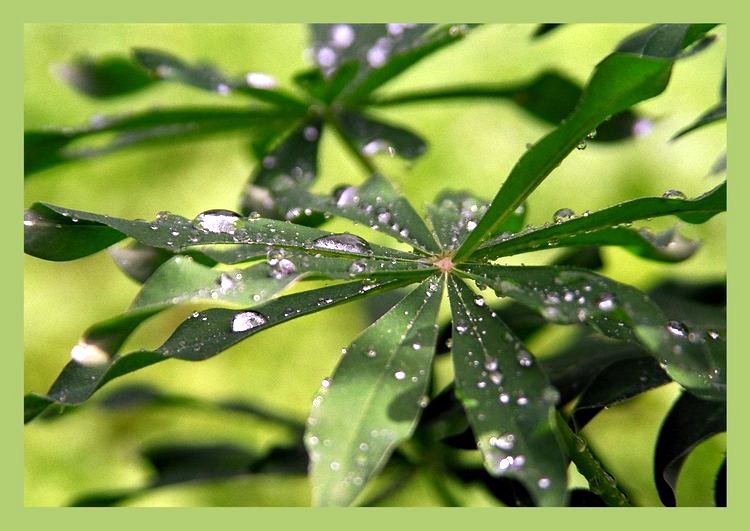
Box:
24;23;726;507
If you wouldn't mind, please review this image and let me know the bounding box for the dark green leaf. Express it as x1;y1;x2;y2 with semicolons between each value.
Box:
25;107;299;176
133;48;230;94
654;392;726;506
472;182;725;260
305;276;444;506
426;191;526;252
673;67;726;140
369;71;643;143
53;55;155;98
570;356;671;431
446;275;568;507
239;120;323;221
293;61;360;103
457;264;725;401
272;173;441;255
337;111;427;160
455;24;707;260
569;489;607;507
616;24;717;58
25;202;418;262
715;458;726;507
532;24;564;39
25;275;420;422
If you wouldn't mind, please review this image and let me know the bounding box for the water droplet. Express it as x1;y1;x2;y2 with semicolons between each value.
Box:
466;220;478;231
332;185;358;208
216;83;231;95
707;329;721;340
448;24;468;37
330;24;355;48
484;357;497;371
316;46;336;68
456;324;469;335
498;392;511;404
597;293;617;312
517;352;533;367
394;370;406;380
303;126;319;142
516;395;529;406
245;72;277;89
632;117;653;137
542;386;561;404
70;341;109;366
193;209;241;234
329;461;340;471
553;208;575;223
321;377;332;388
477;381;487;389
267;249;297;279
537;477;551;489
662;189;687;200
586;129;597;140
366;44;389;68
576;140;587;150
412;342;421;350
312;233;371;254
666;319;689;338
231;311;268;332
490;432;515;450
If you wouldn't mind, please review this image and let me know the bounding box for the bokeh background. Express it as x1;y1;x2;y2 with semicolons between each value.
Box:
24;23;726;506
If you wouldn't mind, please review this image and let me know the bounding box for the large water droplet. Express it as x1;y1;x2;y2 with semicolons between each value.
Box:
348;259;367;276
316;46;337;68
246;72;277;89
596;292;617;312
312;233;371;254
267;249;297;279
193;209;242;234
537;477;551;489
333;185;359;207
231;311;268;332
553;208;575;223
394;370;406;380
666;319;689;338
330;24;355;48
662;189;687;200
490;432;515;450
70;341;109;366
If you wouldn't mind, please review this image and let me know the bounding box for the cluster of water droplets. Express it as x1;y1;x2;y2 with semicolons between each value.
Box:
266;248;297;279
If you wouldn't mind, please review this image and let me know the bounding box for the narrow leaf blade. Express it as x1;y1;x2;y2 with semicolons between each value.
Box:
305;276;444;506
447;275;568;507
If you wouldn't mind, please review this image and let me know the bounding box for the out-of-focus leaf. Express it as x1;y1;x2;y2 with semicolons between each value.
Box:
454;24;713;260
25;276;420;422
472;182;725;260
293;61;360;104
271;174;442;255
336;111;427;160
457;264;725;401
446;275;568;507
450;466;535;506
426;191;526;252
570;356;671;431
370;71;643;143
673;67;726;140
654;392;726;506
52;55;155;98
305;276;443;506
710;152;727;176
25;202;418;262
532;24;564;38
239;120;323;222
616;24;718;58
715;458;726;507
25;107;299;176
133;48;230;93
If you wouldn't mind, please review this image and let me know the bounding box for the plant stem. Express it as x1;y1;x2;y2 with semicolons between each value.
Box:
326;110;379;176
365;84;519;107
553;411;632;507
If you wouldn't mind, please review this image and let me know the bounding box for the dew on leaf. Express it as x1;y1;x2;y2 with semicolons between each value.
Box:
70;341;109;366
662;189;687;200
231;311;268;332
666;319;689;338
553;208;575;223
193;209;242;234
311;233;371;254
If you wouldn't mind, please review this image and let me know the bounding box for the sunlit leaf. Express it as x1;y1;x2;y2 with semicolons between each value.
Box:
654;392;726;506
454;23;715;260
305;276;443;506
446;275;568;507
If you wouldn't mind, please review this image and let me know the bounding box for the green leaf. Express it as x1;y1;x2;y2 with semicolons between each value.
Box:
25;276;420;422
239;120;324;222
25;107;300;176
615;24;717;58
446;275;568;507
336;111;427;160
271;174;441;255
454;24;710;260
369;71;643;143
426;191;526;252
52;55;155;98
457;264;726;401
293;61;360;104
25;203;418;262
654;392;725;506
472;182;725;260
339;24;477;104
108;241;190;283
673;67;726;140
570;356;671;431
305;276;444;506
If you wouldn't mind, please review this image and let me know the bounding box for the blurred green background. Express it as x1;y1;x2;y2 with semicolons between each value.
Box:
24;24;726;506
